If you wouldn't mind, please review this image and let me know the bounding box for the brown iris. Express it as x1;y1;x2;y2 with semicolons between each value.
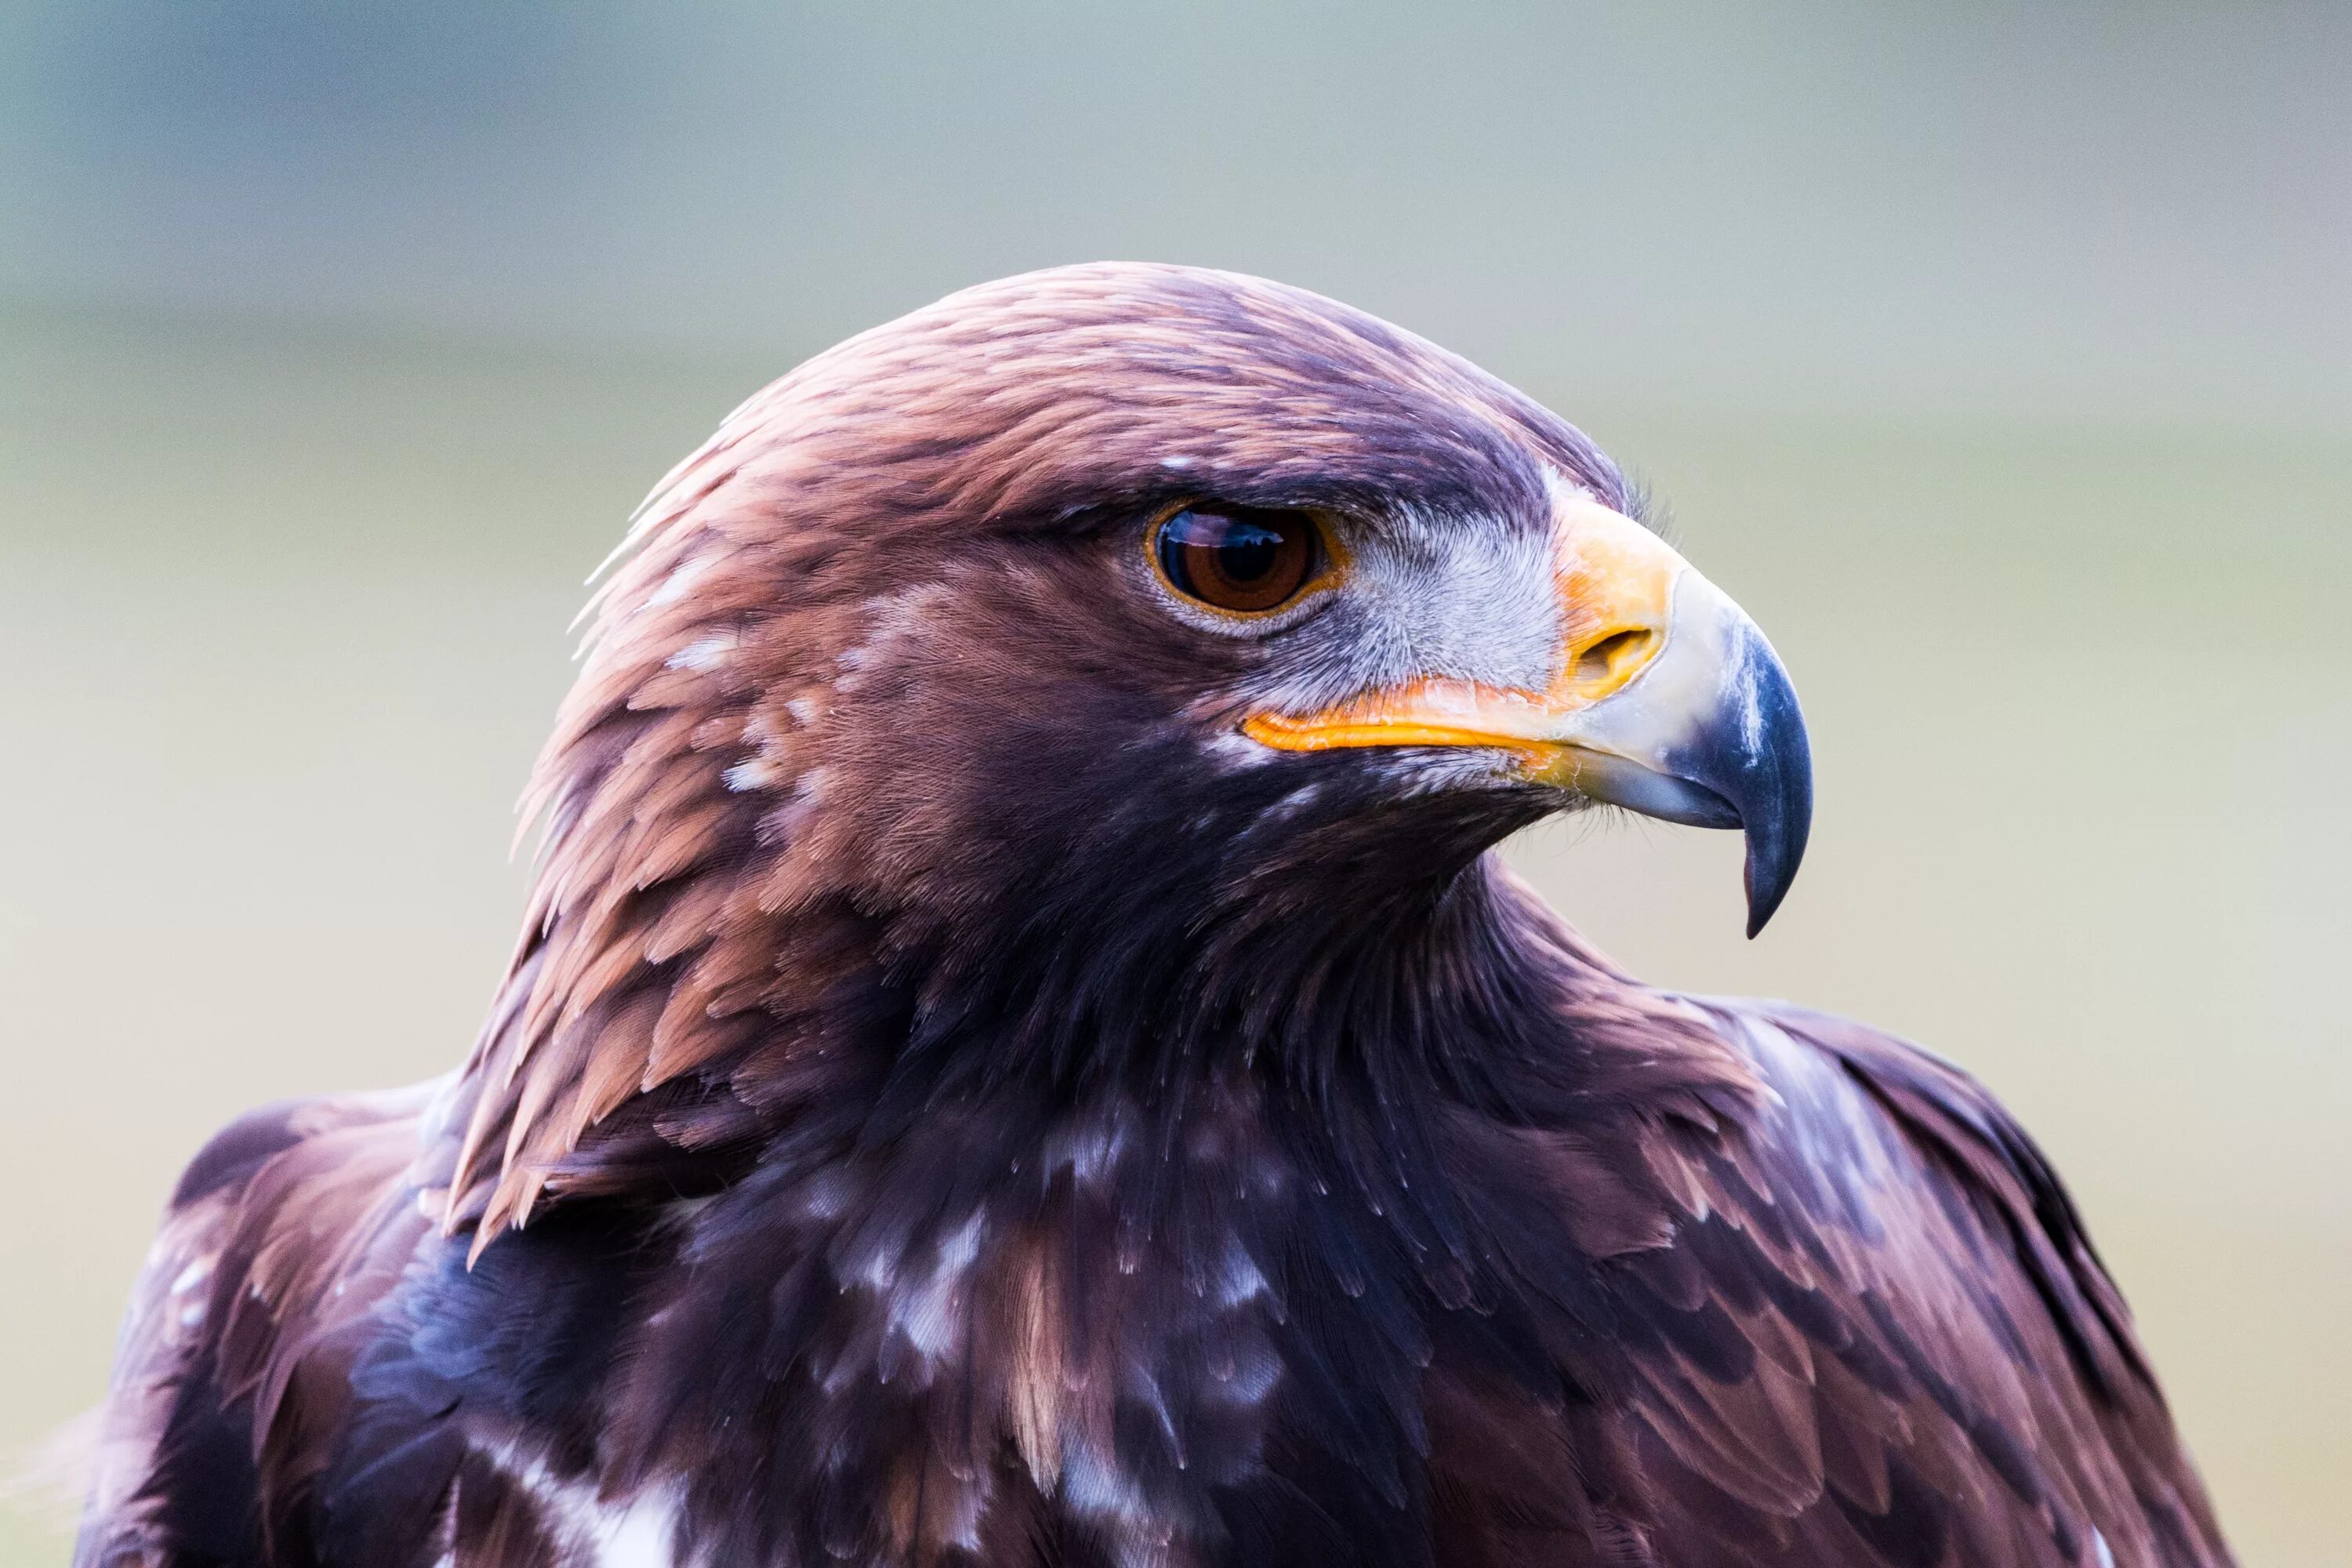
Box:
1152;504;1323;614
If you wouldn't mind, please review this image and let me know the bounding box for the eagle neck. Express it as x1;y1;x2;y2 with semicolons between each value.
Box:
863;847;1625;1154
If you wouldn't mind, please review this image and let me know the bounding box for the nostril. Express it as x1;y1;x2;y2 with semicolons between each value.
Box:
1574;628;1656;685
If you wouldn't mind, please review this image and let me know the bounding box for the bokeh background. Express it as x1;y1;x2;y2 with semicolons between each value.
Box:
3;3;2347;1562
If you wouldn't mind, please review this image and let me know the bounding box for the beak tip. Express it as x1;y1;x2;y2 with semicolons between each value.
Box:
1742;882;1785;940
1729;629;1813;939
1737;765;1811;939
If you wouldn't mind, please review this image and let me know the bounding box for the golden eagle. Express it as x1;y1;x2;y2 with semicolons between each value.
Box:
76;264;2230;1567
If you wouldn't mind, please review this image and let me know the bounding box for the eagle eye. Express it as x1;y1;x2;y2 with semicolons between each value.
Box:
1152;504;1326;615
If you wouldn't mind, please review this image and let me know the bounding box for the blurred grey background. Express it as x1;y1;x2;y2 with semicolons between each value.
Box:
2;3;2346;1562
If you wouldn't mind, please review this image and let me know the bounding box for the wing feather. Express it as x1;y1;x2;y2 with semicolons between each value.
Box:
1600;1000;2233;1567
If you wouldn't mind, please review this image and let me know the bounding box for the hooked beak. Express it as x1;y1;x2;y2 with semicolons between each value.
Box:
1243;496;1813;936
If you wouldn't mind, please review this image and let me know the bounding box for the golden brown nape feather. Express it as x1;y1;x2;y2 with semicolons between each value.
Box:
417;262;1650;1254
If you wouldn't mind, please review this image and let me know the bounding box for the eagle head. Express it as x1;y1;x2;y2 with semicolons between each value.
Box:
442;262;1809;1240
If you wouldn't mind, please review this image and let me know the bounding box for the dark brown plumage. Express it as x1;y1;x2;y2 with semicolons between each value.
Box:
76;263;2231;1567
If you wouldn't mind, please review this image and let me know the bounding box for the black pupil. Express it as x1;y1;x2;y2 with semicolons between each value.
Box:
1209;517;1282;582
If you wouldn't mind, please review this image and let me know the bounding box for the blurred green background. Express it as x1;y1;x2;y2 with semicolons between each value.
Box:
2;4;2346;1563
